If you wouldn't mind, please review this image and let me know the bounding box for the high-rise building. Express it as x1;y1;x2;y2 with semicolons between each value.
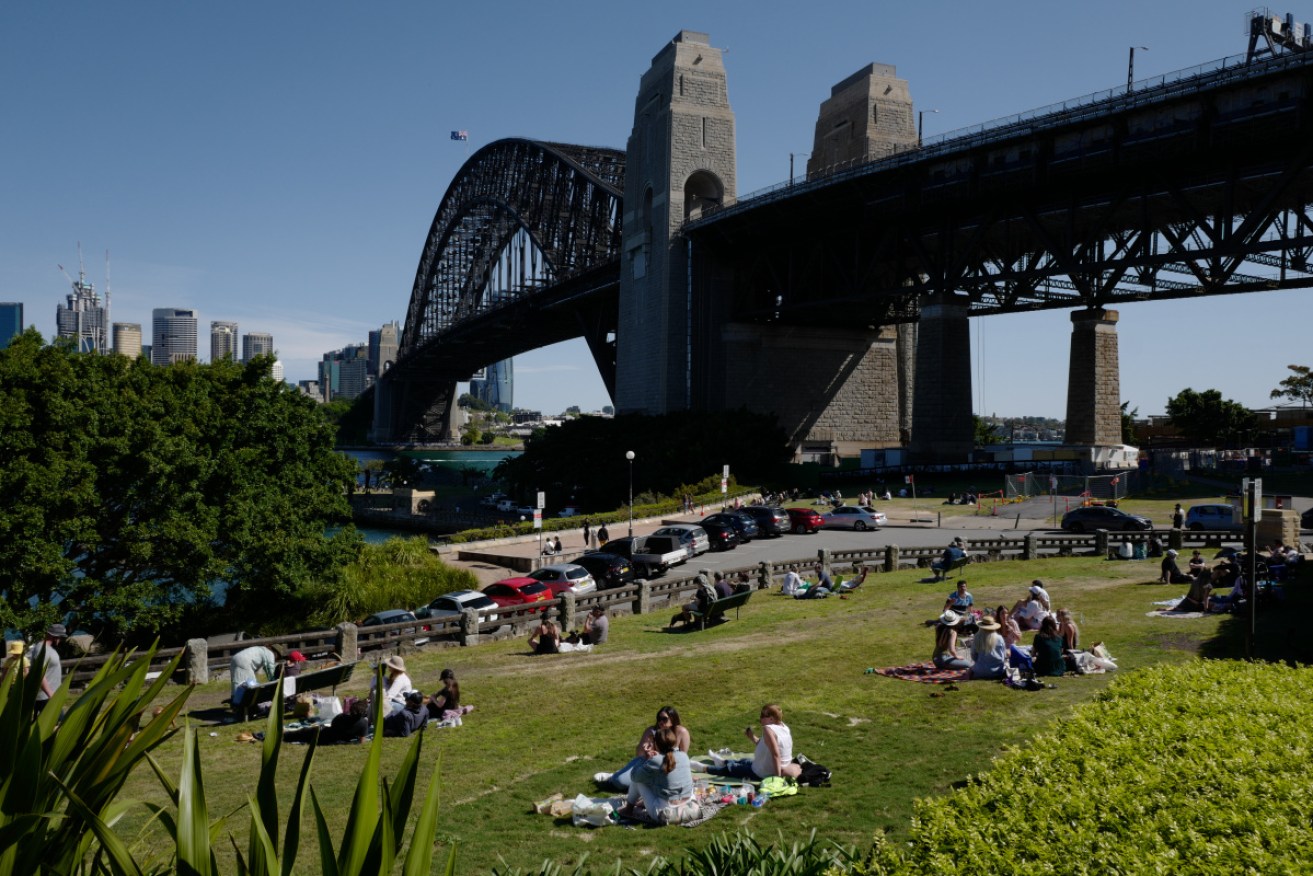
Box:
319;343;369;400
211;321;239;362
474;358;514;412
151;308;198;366
270;360;285;383
56;272;107;353
0;302;22;349
112;323;142;358
368;321;400;377
242;331;274;362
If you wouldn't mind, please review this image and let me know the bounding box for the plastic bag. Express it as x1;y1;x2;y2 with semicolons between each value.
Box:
570;794;616;827
318;696;344;720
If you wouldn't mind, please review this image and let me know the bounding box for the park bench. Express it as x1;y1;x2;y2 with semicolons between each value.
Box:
688;590;752;630
932;555;970;581
234;661;359;722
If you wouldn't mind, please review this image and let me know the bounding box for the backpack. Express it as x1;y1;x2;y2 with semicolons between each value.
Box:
794;755;832;787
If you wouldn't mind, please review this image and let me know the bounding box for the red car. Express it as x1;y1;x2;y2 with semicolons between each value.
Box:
482;577;553;609
785;507;825;534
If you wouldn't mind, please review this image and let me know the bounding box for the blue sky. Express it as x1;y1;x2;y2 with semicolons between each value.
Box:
2;1;1307;419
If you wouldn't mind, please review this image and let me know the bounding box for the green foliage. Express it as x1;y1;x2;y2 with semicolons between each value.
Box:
321;393;374;446
972;415;1003;446
1120;400;1137;445
879;661;1313;874
461;424;483;446
494;411;790;511
1165;387;1255;447
0;643;190;875
0;332;362;641
1270;363;1313;408
303;537;478;626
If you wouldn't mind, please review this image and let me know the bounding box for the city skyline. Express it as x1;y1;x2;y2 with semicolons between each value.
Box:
3;2;1310;418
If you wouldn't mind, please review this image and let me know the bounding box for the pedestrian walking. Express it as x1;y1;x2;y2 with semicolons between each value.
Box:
1172;503;1184;529
583;519;592;549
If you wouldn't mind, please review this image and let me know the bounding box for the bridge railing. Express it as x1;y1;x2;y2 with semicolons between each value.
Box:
696;47;1313;225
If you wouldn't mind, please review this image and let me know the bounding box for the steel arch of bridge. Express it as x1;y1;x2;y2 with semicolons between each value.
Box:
398;139;625;363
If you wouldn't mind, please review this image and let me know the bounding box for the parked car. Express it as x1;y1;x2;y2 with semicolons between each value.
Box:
740;505;790;537
557;505;582;517
574;552;636;589
360;609;427;647
1185;503;1244;532
703;511;760;543
698;518;739;551
652;523;711;556
784;507;825;534
482;578;553;608
415;589;500;628
528;563;598;597
603;535;687;577
1060;506;1153;533
821;505;886;531
1303;507;1313;530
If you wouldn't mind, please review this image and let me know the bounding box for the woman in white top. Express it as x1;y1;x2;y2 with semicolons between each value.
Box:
709;703;802;780
369;655;413;718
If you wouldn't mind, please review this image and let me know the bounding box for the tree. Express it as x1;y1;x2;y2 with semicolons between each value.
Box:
1270;364;1313;408
0;331;361;641
1121;401;1138;445
973;415;1003;445
1165;387;1255;447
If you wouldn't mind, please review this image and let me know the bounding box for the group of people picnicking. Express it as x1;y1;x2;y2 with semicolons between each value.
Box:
591;703;802;825
1155;540;1300;612
931;580;1100;680
777;564;868;599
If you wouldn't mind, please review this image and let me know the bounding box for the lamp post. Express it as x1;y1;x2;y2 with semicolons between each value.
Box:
918;109;939;146
1128;46;1148;94
789;152;810;185
626;450;635;536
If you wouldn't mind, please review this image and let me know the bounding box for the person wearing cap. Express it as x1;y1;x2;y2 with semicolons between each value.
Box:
1159;549;1189;584
427;668;467;723
944;581;974;613
369;655;413;717
284;650;308;678
4;639;29;679
932;611;971;670
1013;585;1051;631
28;624;68;715
229;644;283;708
968;615;1008;680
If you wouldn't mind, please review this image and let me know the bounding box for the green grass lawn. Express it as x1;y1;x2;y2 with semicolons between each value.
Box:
119;555;1261;874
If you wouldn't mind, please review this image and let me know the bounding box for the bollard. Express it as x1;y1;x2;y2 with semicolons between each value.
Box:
817;548;832;580
560;591;577;633
884;544;898;573
335;622;359;664
757;561;772;590
635;580;651;616
185;638;209;685
1094;529;1110;557
1024;532;1037;561
459;609;482;647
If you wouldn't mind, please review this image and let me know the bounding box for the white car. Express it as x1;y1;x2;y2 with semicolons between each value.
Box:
415;589;501;631
528;563;598;597
821;505;886;531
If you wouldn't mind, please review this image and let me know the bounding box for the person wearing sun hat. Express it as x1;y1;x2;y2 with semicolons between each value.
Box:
932;610;971;670
27;623;68;715
369;655;413;719
967;615;1008;680
3;639;29;678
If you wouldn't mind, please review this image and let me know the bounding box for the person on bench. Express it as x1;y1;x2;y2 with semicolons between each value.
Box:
671;577;718;627
229;644;286;711
931;539;967;581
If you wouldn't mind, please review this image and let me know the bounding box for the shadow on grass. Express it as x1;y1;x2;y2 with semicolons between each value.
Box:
1199;564;1313;663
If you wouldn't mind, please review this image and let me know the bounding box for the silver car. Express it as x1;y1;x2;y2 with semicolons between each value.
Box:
528;563;598;597
652;523;711;556
821;505;887;531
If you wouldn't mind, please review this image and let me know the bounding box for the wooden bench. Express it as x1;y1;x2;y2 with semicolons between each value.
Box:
688;590;752;630
234;661;359;722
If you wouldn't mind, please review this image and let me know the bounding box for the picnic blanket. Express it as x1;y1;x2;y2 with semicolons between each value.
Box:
874;662;970;684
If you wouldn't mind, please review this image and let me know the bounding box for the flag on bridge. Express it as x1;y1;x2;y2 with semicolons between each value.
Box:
450;130;469;141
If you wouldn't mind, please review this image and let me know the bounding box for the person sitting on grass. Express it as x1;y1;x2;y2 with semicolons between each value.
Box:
837;565;869;595
529;617;561;654
944;580;974;613
780;565;803;596
381;690;428;738
1178;572;1213;613
968;615;1008;680
616;727;700;825
1031;616;1066;677
707;704;802;781
932;611;972;671
427;668;473;724
1188;550;1209;575
995;605;1022;647
597;705;691;791
1056;608;1080;650
1160;549;1190;584
283;699;370;745
1012;584;1051;631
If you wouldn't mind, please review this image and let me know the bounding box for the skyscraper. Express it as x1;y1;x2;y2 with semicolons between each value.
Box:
151;308;198;365
477;358;514;412
368;321;399;377
319;343;369;400
112;323;142;358
56;273;107;353
0;302;22;349
242;332;274;362
211;321;239;362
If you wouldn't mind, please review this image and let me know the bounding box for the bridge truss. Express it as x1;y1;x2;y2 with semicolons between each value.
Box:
382;139;624;442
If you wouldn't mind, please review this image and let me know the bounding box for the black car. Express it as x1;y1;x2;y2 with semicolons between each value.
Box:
1060;506;1153;533
703;511;760;543
574;552;636;589
739;505;790;537
1302;507;1313;530
698;518;739;550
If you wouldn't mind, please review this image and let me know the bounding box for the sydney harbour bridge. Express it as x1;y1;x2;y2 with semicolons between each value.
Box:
375;18;1313;462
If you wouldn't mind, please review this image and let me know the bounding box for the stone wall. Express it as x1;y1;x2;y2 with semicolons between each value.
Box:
807;62;917;177
1065;309;1121;446
910;294;973;459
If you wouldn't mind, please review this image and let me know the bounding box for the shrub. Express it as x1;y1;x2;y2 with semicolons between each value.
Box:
304;537;478;626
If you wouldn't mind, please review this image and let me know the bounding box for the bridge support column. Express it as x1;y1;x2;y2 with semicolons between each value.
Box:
1064;309;1121;447
373;371;459;444
910;294;974;461
714;323;900;457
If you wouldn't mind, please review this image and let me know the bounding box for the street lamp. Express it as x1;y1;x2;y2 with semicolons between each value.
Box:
789;151;810;184
918;109;939;146
1128;46;1148;94
626;450;635;536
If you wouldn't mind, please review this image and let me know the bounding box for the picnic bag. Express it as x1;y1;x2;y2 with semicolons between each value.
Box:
794;755;832;787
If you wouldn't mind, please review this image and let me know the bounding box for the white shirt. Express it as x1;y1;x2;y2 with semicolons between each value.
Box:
752;723;793;778
781;570;803;596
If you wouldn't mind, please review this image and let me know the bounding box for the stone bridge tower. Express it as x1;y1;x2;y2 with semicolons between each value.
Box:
616;31;736;414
